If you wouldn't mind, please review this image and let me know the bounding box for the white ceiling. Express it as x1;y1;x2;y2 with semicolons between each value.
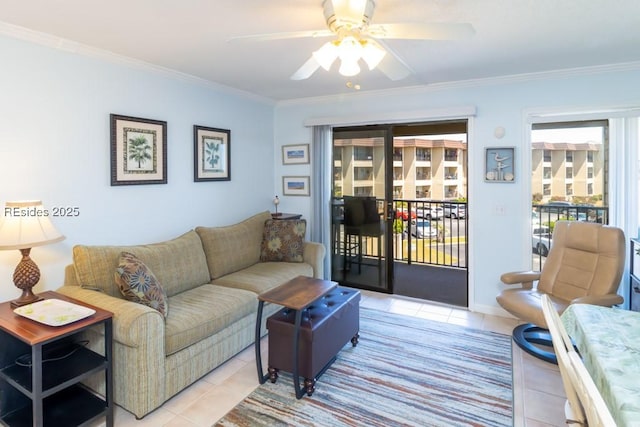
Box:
1;0;639;101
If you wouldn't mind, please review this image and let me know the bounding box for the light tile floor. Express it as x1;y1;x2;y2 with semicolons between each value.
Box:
94;291;568;427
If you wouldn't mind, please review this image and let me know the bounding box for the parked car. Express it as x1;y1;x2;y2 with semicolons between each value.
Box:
542;201;572;215
532;226;552;256
443;203;466;218
416;206;444;220
394;208;417;221
404;219;438;239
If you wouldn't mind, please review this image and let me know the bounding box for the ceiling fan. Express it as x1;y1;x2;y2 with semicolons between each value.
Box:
230;0;475;81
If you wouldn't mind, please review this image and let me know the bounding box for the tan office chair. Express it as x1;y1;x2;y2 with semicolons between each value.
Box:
497;220;625;363
541;295;616;426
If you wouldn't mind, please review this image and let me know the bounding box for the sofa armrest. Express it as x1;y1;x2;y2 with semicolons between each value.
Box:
500;270;541;290
303;241;326;279
56;285;166;418
56;285;164;349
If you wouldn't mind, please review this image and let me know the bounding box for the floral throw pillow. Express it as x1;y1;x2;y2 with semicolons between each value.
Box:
114;251;169;318
260;219;306;262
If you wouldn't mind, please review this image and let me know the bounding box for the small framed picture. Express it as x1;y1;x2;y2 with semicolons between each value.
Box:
194;125;231;182
282;144;310;165
485;147;515;183
110;114;167;186
282;176;310;196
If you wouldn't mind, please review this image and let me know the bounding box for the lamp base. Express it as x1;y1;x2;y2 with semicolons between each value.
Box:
10;292;44;309
10;248;43;308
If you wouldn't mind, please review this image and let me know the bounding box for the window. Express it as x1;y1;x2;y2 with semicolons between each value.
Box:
416;147;431;161
532;120;608;269
444;149;458;161
393;167;403;181
393;148;402;161
354;167;372;181
566;167;573;179
354;147;373;161
416;167;430;180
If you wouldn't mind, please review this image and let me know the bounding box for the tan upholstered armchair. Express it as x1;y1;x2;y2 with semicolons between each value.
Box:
496;220;625;363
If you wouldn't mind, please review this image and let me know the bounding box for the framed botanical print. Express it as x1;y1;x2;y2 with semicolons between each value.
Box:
110;114;167;186
194;125;231;182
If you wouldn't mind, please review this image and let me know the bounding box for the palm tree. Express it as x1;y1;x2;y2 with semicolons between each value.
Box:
205;140;220;169
128;136;152;168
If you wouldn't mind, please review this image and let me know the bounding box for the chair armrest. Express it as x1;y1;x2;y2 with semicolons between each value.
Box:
500;271;541;290
571;294;624;307
303;241;326;279
56;285;164;348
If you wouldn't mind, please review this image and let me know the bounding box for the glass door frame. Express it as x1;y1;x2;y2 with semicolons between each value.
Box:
331;124;395;293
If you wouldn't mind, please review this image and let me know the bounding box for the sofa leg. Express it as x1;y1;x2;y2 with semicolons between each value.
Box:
268;366;279;383
351;332;360;347
304;378;316;396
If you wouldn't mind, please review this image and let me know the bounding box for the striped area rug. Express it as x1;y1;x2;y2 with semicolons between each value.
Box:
215;307;512;427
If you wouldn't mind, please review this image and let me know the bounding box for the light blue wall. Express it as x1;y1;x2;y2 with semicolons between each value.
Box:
0;34;275;302
274;66;640;314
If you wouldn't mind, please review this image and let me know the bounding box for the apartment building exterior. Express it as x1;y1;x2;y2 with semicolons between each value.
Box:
531;142;604;203
333;137;467;200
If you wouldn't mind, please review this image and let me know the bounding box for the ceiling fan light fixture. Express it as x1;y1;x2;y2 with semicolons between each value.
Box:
323;0;375;32
312;41;339;70
361;39;386;70
337;36;363;60
339;58;360;77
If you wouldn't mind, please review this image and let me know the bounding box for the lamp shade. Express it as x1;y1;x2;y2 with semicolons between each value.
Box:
0;201;65;250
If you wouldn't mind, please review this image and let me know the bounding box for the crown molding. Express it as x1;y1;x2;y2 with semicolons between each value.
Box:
0;21;275;106
278;60;640;107
2;20;639;107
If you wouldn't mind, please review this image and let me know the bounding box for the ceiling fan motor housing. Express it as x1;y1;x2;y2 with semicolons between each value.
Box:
323;0;376;33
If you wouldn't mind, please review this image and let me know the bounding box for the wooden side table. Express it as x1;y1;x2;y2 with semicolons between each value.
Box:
271;213;302;220
0;291;113;427
254;276;337;399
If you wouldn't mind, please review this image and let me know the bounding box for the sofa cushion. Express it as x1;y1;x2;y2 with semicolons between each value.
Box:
115;252;169;317
73;230;210;298
196;211;271;280
212;262;313;295
260;219;306;262
164;284;256;356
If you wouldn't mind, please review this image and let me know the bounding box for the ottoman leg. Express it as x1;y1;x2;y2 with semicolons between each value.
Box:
268;367;279;383
351;332;360;347
304;378;316;396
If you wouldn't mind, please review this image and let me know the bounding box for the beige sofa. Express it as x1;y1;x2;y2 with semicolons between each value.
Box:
56;211;325;418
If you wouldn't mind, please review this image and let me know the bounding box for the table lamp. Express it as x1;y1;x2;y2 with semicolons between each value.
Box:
273;195;281;216
0;200;65;308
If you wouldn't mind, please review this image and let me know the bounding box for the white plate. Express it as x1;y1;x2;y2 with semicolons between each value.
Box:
14;299;95;326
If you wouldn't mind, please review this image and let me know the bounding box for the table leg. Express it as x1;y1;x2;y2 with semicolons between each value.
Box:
32;344;43;427
293;309;305;399
255;300;269;383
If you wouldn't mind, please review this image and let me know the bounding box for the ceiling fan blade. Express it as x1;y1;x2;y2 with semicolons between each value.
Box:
367;22;475;40
228;29;333;43
290;56;321;80
375;40;413;81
